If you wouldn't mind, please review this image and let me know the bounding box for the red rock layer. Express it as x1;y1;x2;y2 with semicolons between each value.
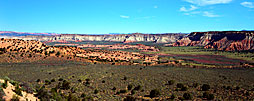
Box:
173;31;254;51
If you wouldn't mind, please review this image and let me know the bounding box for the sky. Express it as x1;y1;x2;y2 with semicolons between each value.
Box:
0;0;254;34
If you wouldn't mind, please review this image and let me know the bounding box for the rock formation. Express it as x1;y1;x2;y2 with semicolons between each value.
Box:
173;31;254;51
0;31;186;43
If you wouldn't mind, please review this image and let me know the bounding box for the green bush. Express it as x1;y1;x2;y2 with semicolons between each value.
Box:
131;90;136;95
58;78;63;81
120;89;127;93
133;85;142;91
193;83;199;88
67;93;79;101
56;51;61;57
61;80;70;90
11;95;20;101
171;94;176;99
177;83;184;88
202;84;210;91
150;89;160;98
203;92;215;100
168;80;175;85
14;84;23;96
2;80;7;89
180;86;188;91
124;96;136;101
183;93;192;100
94;89;99;94
81;93;86;98
45;80;51;85
112;87;116;91
51;79;56;82
127;84;133;90
36;79;41;82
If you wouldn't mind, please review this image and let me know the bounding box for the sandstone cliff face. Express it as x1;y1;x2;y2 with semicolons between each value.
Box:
173;31;254;51
1;32;186;43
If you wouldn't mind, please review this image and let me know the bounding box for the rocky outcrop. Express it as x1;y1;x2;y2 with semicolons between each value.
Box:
173;31;254;51
0;31;186;43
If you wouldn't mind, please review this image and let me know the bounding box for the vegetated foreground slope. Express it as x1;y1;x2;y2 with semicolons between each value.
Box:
0;31;186;43
173;31;254;51
0;60;254;100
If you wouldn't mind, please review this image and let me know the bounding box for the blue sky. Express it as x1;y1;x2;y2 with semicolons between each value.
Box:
0;0;254;34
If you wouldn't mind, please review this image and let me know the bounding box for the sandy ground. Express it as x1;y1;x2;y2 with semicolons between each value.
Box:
0;79;39;101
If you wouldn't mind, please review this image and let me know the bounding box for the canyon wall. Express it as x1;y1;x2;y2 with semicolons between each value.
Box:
0;31;186;43
173;31;254;51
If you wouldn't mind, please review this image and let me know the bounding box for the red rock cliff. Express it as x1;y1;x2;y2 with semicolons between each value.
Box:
173;31;254;51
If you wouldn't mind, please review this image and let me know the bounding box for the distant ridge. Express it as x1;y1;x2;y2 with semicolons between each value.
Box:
0;31;58;36
0;31;186;43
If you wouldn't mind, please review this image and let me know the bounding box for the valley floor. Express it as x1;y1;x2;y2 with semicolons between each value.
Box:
0;59;254;100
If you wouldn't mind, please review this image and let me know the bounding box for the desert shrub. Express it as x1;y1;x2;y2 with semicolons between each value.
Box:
61;80;70;90
0;87;5;99
85;79;90;82
67;93;79;101
45;80;51;85
171;94;176;99
150;89;160;98
133;85;142;91
28;54;32;58
177;83;184;88
193;83;199;88
112;87;117;91
58;78;63;81
168;80;175;85
81;93;86;97
127;84;133;90
51;91;64;101
51;79;56;82
13;84;23;96
94;89;99;94
203;92;214;100
202;84;210;91
2;80;8;89
180;86;188;91
123;76;127;80
11;95;20;101
36;79;41;82
50;88;57;93
0;48;6;52
131;90;136;95
120;89;127;93
235;86;240;90
183;93;192;100
226;86;232;90
56;51;61;57
44;51;48;56
116;91;120;95
85;81;90;86
124;96;136;101
82;96;93;101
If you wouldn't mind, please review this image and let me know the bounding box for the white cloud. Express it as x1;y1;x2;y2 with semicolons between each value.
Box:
183;0;232;6
203;11;219;17
180;5;198;12
184;11;201;15
241;2;254;8
154;5;158;8
120;15;130;19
